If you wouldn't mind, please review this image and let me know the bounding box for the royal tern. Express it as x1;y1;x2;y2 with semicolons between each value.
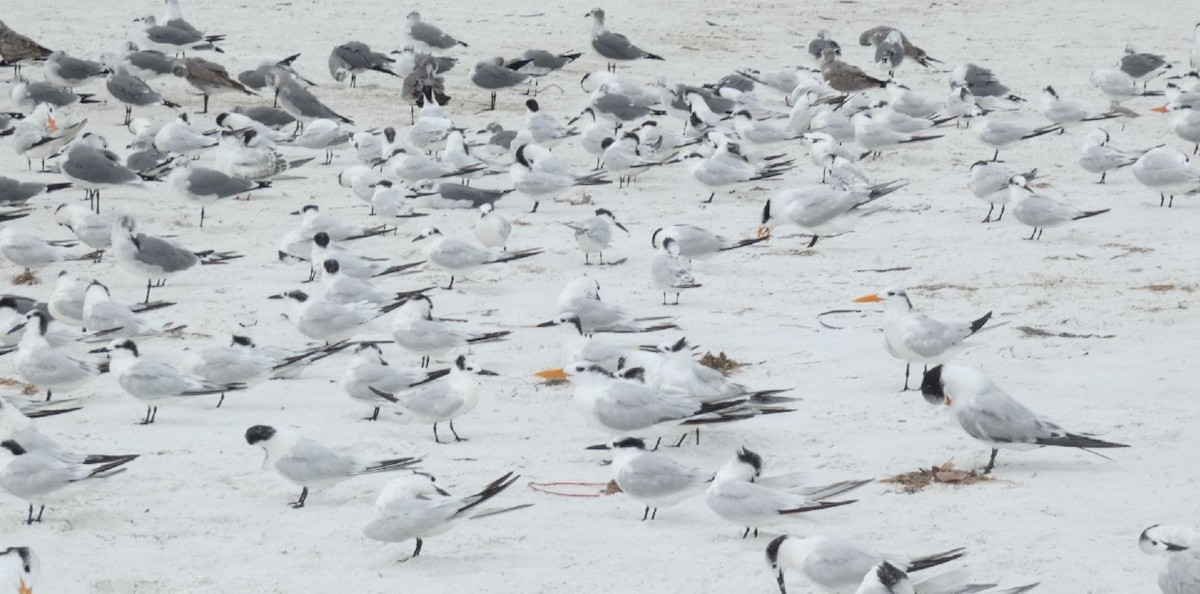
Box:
1006;175;1109;240
245;424;421;508
853;288;993;391
1150;102;1200;154
921;364;1128;473
587;437;713;520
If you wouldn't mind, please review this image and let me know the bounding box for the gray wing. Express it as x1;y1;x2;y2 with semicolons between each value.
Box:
594;384;696;431
107;73;160;105
962;65;1011;97
620;456;711;498
126;50;176;75
64;149;140;185
362;499;449;542
593;94;650;120
56;55;108;80
132;233;199;272
899;314;973;358
279;83;347;122
3;455;81;498
186;168;256;198
430;239;494;269
395;381;463;420
858;26;894;46
276;438;356;484
956;387;1064;445
592;31;651;61
1120;53;1166;78
521;49;564;69
238;67;268;89
437;184;506;207
120;359;196;396
0;178;44;204
147;25;203;46
803;539;882;590
409;22;459;49
472;64;528;89
26;82;79;106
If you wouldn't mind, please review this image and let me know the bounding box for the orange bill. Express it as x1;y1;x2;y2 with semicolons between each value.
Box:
534;368;568;380
1150;106;1169;113
755;226;771;239
853;294;882;303
46;116;58;133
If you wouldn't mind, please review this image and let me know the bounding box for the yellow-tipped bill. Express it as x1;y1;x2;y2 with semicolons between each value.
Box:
853;294;882;303
534;368;568;380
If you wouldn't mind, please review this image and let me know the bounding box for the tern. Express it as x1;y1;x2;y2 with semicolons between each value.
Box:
390;295;510;368
341;344;449;421
565;208;630;265
586;437;713;520
413;227;542;290
765;534;966;594
1139;524;1200;594
368;354;498;443
98;339;245;423
1006;175;1109;240
0;439;137;525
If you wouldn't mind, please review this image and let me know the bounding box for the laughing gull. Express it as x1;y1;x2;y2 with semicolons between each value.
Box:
135;15;223;55
0;177;71;206
807;30;841;63
9;76;101;111
238;55;315;106
587;8;664;72
0;19;53;75
471;58;532;110
173;57;255;114
110;215;242;302
230;105;297;129
1119;44;1171;85
511;49;582;77
43;51;110;88
859;26;941;68
819;49;887;93
166;160;266;226
117;42;176;79
409;181;512;210
406;11;468;51
266;70;353;129
329;42;399;87
107;69;180;125
59;133;144;213
950;63;1025;103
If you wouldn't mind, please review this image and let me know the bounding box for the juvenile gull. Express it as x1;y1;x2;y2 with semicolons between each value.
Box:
173;57;255;114
329;42;399;87
820;48;887;93
0;19;53;75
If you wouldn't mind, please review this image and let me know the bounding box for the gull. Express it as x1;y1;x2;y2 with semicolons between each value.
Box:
555;275;677;334
0;546;37;592
1079;128;1154;184
476;122;519;163
166;160;265;226
586;437;713;520
329;41;398;87
154;114;217;156
583;86;667;130
852;288;993;391
651;224;767;260
111;215;242;302
542;361;773;438
968;161;1037;222
807;30;841;63
319;259;424;306
1089;68;1164;103
949;64;1025;104
1038;86;1120;129
651;238;700;305
229;105;297;130
12;311;106;399
292;118;351;165
390;295;510;367
43;50;109;88
216;130;315;183
1119;44;1171;84
1151;101;1200;154
135;15;223;55
114;42;175;80
9;76;100;111
706;448;861;538
1006;175;1109;240
162;0;210;35
363;472;524;560
0;19;53;75
765;534;966;594
1139;524;1200;594
587;8;664;72
106;68;180;125
921;364;1128;473
266;70;354;129
0;225;80;281
98;339;244;423
244;424;421;508
871;30;905;76
760;180;908;247
509;49;582;95
269;290;399;343
311;231;421;280
414;227;541;290
565;208;629;265
473;203;511;250
391;46;458;77
820;49;887;93
526;99;578;148
405;11;468;51
472;58;532;110
82;281;173;339
974;117;1061;161
851;112;942;157
341;343;449;421
58;133;144;212
400;57;451;121
1132;146;1200;206
238;54;314;101
173;57;255;114
368;354;498;442
859;26;940;69
0;439;137;525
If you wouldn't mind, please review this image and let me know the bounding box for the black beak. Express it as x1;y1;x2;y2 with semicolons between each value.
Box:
88;346;109;354
535;320;559;328
477;369;499;376
585;443;611;451
8;322;25;333
637;345;658;352
267;293;285;300
615;222;629;234
288;210;300;215
411;235;426;243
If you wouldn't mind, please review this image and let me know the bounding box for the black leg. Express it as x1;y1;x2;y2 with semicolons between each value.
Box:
650;507;657;520
1027;228;1037;241
124;105;132;126
584;253;590;265
674;293;680;306
694;428;700;445
1099;171;1106;184
432;423;442;444
445;276;455;290
200;207;206;228
530;200;539;213
806;235;818;248
25;504;33;525
742;526;751;539
982;203;994;223
1160;194;1166;207
902;363;911;391
449;420;467;442
775;570;788;594
368;407;380;421
662;292;667;305
991;149;999;161
216;393;224;408
45;389;52;402
672;433;688;447
983;449;999;474
144;279;152;304
996;204;1005;221
651;437;662;451
290;486;309;508
412;538;423;558
641;506;649;521
34;505;43;523
702;192;714;204
138;406;154;425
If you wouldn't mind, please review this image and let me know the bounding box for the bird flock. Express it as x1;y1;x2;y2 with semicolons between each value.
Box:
0;1;1198;591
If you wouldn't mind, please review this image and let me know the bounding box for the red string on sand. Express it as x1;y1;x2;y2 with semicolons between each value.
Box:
528;481;611;498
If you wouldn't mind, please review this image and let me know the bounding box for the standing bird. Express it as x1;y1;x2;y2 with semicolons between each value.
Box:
586;437;713;520
968;161;1037;222
58;133;144;213
760;181;908;247
651;224;767;260
244;424;421;508
110;215;242;303
1132;146;1200;207
413;227;542;290
1039;86;1120;129
0;176;68;207
1151;102;1200;154
473;203;511;250
819;48;887;93
99;339;244;423
921;364;1128;474
341;344;449;421
0;440;137;525
0;19;53;75
106;68;180;125
12;311;105;400
328;41;399;87
389;296;510;368
974;117;1061;161
405;11;468;51
1078;128;1151;184
362;472;524;560
852;288;993;391
471;58;532;110
43;51;110;88
650;238;700;305
367;354;499;443
166;160;264;227
1006;175;1109;240
565;208;629;265
587;8;664;72
266;70;354;128
173;57;256;114
1118;44;1171;85
859;26;940;68
807;30;841;63
0;226;79;283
